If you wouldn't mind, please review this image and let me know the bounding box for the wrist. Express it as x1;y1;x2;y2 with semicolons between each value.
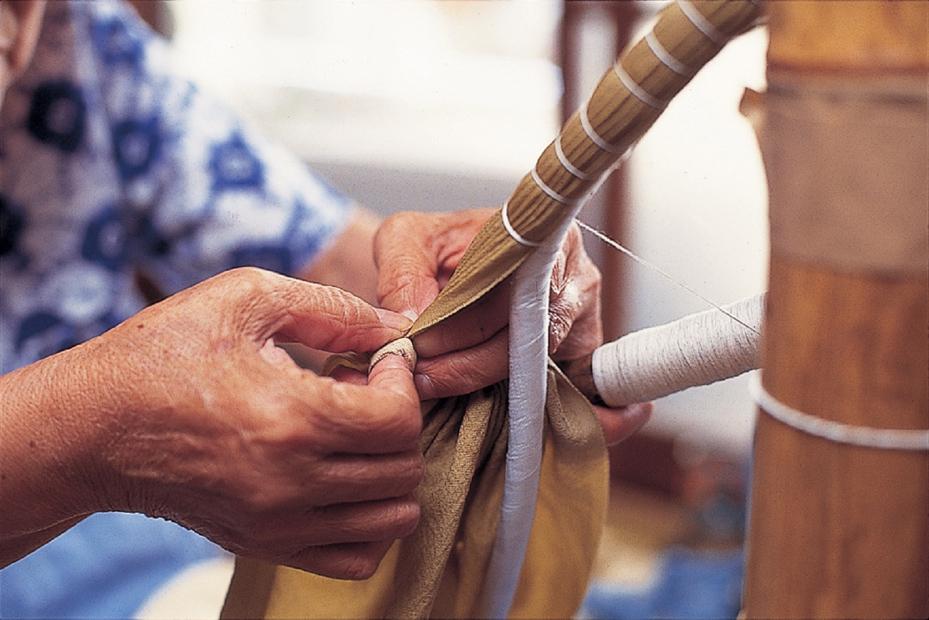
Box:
0;336;125;535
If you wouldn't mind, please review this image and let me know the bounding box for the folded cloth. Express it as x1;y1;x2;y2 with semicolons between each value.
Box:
222;363;607;618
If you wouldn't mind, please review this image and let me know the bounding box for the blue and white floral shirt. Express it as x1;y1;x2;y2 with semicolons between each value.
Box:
0;1;351;616
0;0;350;374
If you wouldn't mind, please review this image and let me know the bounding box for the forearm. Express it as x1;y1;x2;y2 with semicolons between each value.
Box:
0;341;115;566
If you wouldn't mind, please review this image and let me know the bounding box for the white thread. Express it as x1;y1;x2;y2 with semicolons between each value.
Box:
501;201;541;247
645;31;695;77
593;295;763;406
750;374;929;451
530;167;578;206
554;136;596;181
580;103;624;154
613;63;667;110
482;203;585;617
678;0;726;45
576;219;760;336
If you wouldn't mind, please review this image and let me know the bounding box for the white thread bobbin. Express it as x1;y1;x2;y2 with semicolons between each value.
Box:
613;63;667;110
501;201;541;248
678;0;726;45
645;31;695;77
592;294;763;406
580;103;624;154
554;136;596;181
750;374;929;451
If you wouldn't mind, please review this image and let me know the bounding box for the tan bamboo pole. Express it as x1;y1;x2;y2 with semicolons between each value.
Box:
744;1;929;617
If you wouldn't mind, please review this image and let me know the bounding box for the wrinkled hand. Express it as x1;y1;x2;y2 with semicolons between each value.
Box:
87;268;421;579
374;209;602;399
373;209;652;446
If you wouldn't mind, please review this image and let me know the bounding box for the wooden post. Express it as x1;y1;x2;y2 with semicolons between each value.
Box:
744;1;929;617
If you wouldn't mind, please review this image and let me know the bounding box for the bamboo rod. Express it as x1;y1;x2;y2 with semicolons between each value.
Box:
744;2;929;617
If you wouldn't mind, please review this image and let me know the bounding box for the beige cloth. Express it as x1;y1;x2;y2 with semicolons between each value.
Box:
221;365;607;619
759;72;929;274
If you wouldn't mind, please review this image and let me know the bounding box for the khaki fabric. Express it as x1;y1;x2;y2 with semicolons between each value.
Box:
222;368;607;619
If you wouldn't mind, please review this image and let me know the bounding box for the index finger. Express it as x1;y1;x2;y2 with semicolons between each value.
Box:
374;216;442;319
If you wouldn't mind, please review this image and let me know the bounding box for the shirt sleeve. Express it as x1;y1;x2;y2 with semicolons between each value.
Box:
80;0;352;295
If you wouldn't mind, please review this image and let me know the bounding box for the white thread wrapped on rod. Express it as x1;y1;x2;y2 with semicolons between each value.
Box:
480;207;582;617
593;294;765;406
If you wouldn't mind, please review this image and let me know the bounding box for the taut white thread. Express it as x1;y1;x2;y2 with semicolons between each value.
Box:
530;167;578;206
554;136;596;181
750;374;929;451
645;31;695;77
580;103;624;154
501;201;541;247
613;63;667;110
576;219;760;336
593;295;763;406
678;0;726;45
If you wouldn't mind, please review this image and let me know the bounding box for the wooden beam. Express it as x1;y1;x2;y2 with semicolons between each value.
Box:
744;2;929;617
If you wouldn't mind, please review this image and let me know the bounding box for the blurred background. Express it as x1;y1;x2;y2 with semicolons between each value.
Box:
138;1;768;617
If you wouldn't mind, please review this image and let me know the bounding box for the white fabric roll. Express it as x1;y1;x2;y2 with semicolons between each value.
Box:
480;209;582;617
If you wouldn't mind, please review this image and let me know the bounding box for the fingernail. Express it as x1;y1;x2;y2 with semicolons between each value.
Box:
376;308;413;331
401;309;419;322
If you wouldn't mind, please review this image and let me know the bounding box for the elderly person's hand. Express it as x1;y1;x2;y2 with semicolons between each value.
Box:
374;208;602;398
373;209;651;444
0;267;422;578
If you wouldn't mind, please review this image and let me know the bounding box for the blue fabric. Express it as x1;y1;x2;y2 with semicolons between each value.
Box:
0;0;350;375
0;514;222;619
0;1;351;617
582;548;744;620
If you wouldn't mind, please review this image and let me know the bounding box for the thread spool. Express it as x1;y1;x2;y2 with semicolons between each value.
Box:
566;294;764;407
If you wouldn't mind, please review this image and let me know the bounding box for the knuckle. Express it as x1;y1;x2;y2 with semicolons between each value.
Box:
374;212;416;250
223;266;274;291
243;487;286;518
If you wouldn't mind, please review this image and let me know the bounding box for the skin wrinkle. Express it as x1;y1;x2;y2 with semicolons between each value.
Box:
374;213;605;400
